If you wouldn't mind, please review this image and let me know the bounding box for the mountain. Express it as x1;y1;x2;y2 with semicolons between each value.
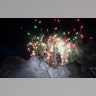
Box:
0;56;81;78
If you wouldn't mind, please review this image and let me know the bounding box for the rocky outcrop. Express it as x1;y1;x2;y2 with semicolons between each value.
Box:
0;56;81;78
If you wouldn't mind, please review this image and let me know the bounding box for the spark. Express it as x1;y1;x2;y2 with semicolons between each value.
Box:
26;19;84;67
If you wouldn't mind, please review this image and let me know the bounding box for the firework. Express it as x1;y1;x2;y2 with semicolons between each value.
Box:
26;19;85;67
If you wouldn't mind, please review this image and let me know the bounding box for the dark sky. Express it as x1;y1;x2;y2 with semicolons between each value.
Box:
0;18;96;62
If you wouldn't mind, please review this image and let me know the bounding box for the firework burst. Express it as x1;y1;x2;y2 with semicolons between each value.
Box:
26;19;84;67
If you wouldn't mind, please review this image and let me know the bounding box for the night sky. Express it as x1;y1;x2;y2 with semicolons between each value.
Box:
0;18;96;63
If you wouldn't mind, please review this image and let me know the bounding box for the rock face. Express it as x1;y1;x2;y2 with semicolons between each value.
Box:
0;56;81;78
